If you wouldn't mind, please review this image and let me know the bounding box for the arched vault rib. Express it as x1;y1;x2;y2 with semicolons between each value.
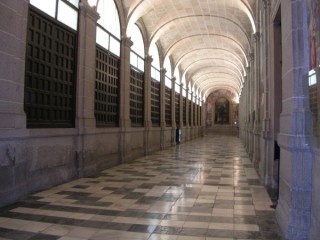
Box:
192;72;243;91
240;0;256;33
149;15;250;49
123;0;256;97
190;66;243;85
190;67;244;86
174;48;246;78
127;0;256;34
182;58;244;83
197;78;241;94
164;34;249;68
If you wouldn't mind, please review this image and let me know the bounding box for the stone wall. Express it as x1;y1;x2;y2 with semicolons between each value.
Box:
0;1;204;208
239;0;319;239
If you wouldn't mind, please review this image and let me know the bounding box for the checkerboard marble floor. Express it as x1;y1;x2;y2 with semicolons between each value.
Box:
0;135;282;240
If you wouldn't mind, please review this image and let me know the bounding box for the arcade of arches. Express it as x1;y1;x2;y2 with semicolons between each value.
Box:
0;0;320;239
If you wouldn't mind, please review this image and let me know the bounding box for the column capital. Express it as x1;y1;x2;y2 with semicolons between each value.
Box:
263;0;271;9
249;53;254;62
254;32;261;41
160;68;167;75
122;36;133;48
79;1;100;21
145;55;153;64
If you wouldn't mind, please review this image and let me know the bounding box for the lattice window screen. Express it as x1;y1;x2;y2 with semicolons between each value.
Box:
130;68;144;127
175;92;180;126
24;8;76;128
95;46;120;127
151;78;160;126
165;87;172;126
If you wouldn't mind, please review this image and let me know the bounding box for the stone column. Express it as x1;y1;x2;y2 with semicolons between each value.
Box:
276;0;313;239
160;68;166;149
119;36;133;162
144;55;153;154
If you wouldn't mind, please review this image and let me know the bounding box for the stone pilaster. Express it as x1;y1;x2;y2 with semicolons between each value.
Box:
260;0;272;184
76;3;100;130
179;84;184;129
190;93;194;127
186;88;190;140
248;54;254;160
201;100;206;136
195;97;199;126
244;70;250;153
316;67;320;137
144;55;153;154
160;68;166;150
0;0;29;208
119;37;133;129
253;32;261;167
0;0;28;130
119;36;133;162
74;2;100;176
276;0;313;239
244;80;249;148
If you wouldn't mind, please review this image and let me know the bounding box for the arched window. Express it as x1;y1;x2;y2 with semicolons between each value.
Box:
181;75;186;85
30;0;79;30
96;0;121;56
129;24;145;71
150;43;160;81
94;0;121;127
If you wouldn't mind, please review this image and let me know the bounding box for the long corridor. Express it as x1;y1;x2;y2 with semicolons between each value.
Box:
0;134;282;240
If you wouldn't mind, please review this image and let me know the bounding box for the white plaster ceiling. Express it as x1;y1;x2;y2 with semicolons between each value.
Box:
122;0;256;101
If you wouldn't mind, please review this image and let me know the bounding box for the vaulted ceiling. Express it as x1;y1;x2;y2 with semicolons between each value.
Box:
121;0;257;102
